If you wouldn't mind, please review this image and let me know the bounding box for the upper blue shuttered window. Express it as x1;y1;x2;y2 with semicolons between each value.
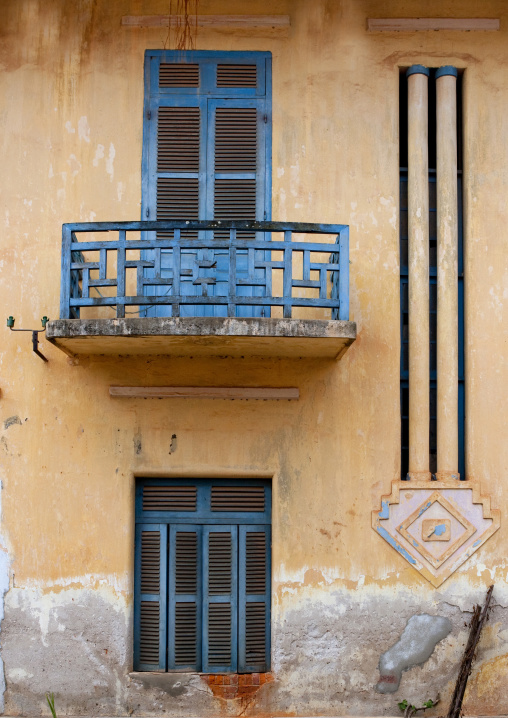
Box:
133;478;271;673
141;51;272;317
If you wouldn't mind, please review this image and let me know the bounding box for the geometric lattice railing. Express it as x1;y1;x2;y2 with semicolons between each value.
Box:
61;221;349;321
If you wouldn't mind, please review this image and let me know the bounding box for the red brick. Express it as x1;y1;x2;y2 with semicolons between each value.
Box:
230;674;239;685
238;675;250;686
215;675;224;685
222;688;237;699
238;685;258;695
251;673;260;685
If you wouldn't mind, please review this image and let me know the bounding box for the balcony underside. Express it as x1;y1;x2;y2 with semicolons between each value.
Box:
46;317;356;359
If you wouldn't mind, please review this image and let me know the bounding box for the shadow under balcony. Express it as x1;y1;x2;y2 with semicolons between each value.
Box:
47;221;356;359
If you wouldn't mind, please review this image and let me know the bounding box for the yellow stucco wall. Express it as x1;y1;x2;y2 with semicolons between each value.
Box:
0;1;507;715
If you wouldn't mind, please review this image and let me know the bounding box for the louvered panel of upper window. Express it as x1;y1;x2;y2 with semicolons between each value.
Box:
207;98;267;316
210;102;260;237
156;105;202;239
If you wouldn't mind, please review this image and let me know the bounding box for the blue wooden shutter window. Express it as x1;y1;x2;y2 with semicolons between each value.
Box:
133;523;168;671
141;51;272;318
134;479;271;673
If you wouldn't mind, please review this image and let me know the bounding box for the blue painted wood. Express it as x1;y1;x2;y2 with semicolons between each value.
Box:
338;227;350;320
61;221;349;320
134;479;272;674
141;51;272;319
228;230;237;317
133;522;168;671
168;525;202;670
60;225;73;319
202;525;238;673
65;220;348;232
238;525;271;672
137;478;271;525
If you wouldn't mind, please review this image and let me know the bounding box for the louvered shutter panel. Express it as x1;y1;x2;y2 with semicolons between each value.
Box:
168;525;202;670
134;524;167;671
238;525;271;672
207;98;267;317
154;99;205;317
202;525;238;672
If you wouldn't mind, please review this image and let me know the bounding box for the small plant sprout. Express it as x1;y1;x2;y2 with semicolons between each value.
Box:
398;695;439;718
46;692;57;718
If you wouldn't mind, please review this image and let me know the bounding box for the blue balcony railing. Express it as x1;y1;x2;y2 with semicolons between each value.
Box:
60;221;349;321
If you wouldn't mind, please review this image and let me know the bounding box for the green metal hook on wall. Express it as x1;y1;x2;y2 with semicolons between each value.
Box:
6;316;49;362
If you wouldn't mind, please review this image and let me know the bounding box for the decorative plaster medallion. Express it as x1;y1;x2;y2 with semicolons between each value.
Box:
372;481;500;587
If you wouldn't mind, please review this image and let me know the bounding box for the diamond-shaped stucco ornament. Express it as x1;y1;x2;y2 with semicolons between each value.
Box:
372;480;500;587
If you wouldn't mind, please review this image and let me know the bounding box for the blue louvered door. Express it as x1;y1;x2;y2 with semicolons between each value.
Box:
133;523;168;671
134;479;271;673
238;525;271;672
142;51;271;318
202;525;238;672
168;525;202;670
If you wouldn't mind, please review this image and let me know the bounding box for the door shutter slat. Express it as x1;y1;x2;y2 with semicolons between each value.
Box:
208;532;233;594
246;531;267;593
160;63;199;87
203;526;238;672
211;485;265;512
175;532;198;593
140;602;160;664
174;603;198;665
217;64;257;88
208;604;232;665
158;107;200;172
215;108;257;172
134;524;167;671
168;525;202;670
245;603;266;665
143;485;197;512
214;180;257;219
157;178;200;221
238;525;270;672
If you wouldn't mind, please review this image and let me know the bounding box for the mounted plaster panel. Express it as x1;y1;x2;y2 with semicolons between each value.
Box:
372;481;500;587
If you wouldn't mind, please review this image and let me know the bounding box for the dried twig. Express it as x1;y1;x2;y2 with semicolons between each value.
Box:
446;584;494;718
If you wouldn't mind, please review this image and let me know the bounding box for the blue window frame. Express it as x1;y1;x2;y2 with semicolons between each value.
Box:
141;51;272;317
134;479;271;673
399;69;465;479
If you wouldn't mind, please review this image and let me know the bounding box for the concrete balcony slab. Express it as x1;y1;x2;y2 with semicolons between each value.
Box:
46;317;356;359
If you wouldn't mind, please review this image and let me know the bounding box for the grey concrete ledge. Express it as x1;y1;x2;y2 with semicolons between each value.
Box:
47;317;356;339
46;317;356;359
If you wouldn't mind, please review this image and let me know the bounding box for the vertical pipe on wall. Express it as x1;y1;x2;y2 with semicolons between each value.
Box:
407;65;431;479
436;66;459;479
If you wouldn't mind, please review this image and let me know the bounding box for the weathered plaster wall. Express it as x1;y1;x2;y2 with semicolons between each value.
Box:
1;0;508;715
